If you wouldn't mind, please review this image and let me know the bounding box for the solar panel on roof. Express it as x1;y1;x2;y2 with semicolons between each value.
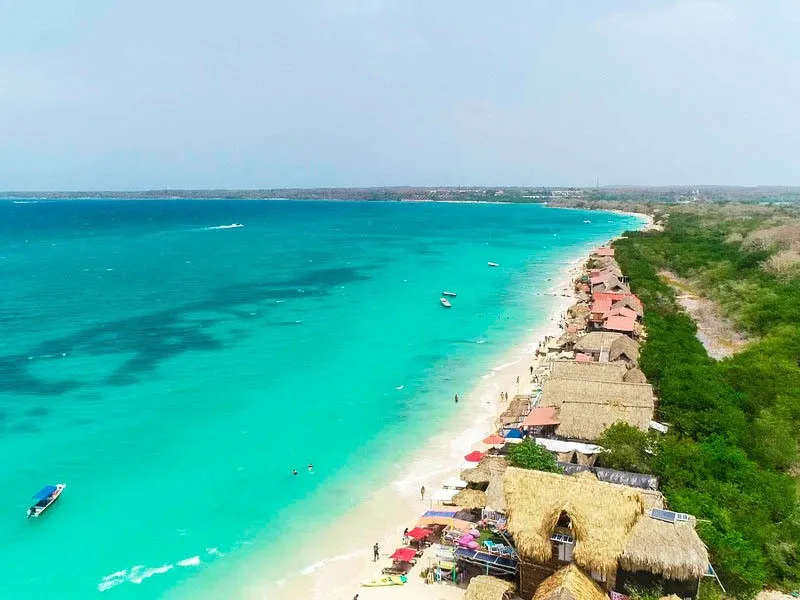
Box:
650;508;690;523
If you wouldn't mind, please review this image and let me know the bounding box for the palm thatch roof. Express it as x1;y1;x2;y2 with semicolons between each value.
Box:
554;331;581;349
612;297;644;317
532;564;608;600
610;335;640;363
500;396;531;425
504;467;645;577
567;303;591;317
573;331;624;354
539;378;655;441
464;575;515;600
453;488;488;509
620;513;709;580
461;456;508;484
623;367;647;384
550;361;627;382
485;475;506;512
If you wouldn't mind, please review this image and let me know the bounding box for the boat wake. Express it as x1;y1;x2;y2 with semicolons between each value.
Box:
203;223;243;230
97;549;214;592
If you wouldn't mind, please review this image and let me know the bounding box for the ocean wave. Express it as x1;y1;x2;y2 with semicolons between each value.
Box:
98;550;213;592
299;549;365;575
202;223;244;230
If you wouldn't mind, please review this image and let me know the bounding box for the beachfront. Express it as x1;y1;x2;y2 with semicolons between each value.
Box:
271;215;718;600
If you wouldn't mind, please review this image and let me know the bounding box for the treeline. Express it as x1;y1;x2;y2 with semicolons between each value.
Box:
612;211;800;597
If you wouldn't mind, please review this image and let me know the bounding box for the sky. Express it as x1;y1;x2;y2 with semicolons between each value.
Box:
1;0;799;190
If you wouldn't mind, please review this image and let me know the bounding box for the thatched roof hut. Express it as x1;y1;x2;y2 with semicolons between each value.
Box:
464;575;515;600
453;488;488;509
539;378;655;441
485;476;506;512
550;361;627;383
500;395;531;425
620;513;709;581
560;463;659;491
461;456;508;484
610;335;640;363
574;331;623;354
567;303;591;317
532;564;607;600
503;467;645;577
612;297;644;317
623;367;648;384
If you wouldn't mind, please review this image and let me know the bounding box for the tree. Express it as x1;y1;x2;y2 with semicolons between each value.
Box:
507;439;561;473
596;423;655;473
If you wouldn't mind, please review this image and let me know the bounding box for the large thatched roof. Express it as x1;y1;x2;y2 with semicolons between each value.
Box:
532;564;607;600
453;488;487;509
550;361;627;382
485;476;506;512
609;335;640;363
464;575;514;600
573;331;624;354
540;378;655;441
461;456;508;484
567;303;591;317
623;367;648;384
620;512;709;580
504;467;645;577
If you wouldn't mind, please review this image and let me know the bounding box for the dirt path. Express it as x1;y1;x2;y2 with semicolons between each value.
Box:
659;270;749;359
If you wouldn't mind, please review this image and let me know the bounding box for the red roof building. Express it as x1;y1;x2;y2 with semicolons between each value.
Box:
575;353;594;363
594;247;615;257
522;406;560;428
603;315;636;333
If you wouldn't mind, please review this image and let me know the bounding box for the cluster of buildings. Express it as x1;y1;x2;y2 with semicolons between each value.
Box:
409;247;718;600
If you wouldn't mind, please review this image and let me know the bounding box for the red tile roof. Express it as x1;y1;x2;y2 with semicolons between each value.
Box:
522;406;560;427
603;315;637;333
595;247;615;257
575;353;593;363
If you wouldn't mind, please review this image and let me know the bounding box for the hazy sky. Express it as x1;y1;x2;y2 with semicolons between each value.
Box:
1;0;799;190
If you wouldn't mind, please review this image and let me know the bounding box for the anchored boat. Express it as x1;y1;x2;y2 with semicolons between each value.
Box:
27;484;65;519
440;297;452;308
442;291;457;297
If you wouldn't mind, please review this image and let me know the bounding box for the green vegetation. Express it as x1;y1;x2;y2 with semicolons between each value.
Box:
613;206;800;597
507;439;562;473
596;423;656;474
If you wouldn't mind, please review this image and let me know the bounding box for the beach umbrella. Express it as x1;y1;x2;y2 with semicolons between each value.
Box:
482;434;505;446
504;429;524;439
390;547;417;562
464;451;484;463
406;527;433;541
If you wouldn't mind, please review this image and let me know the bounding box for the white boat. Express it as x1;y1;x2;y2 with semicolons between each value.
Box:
440;297;452;308
218;223;243;229
27;484;65;519
583;220;591;224
487;262;499;267
442;291;457;297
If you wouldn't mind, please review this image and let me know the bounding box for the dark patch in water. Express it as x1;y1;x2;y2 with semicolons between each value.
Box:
0;266;371;395
26;407;49;417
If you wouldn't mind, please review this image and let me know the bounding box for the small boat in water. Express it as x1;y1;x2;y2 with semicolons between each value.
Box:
487;262;499;267
440;297;452;308
442;291;457;297
27;484;65;519
583;219;591;224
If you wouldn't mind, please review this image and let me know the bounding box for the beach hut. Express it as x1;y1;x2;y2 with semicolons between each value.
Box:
453;489;488;509
549;361;627;383
522;407;560;438
503;467;645;596
617;510;709;599
609;335;640;364
539;378;655;442
623;367;648;384
461;456;508;485
603;315;637;336
499;396;531;428
463;575;515;600
532;564;607;600
573;331;625;362
593;247;615;257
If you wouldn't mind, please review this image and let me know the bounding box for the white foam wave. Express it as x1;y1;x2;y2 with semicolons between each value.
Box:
203;223;243;230
177;555;201;567
300;549;365;576
395;385;404;390
491;361;516;372
206;547;223;557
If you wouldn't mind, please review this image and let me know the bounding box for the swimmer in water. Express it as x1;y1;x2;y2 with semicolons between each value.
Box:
292;469;298;476
308;463;314;472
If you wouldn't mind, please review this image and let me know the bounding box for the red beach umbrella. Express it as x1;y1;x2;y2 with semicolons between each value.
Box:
390;547;417;562
406;527;433;541
464;451;484;463
482;435;505;445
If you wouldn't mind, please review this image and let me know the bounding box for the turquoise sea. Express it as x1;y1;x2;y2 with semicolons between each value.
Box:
0;199;641;598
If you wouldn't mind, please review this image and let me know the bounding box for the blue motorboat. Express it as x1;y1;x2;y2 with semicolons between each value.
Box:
27;484;66;519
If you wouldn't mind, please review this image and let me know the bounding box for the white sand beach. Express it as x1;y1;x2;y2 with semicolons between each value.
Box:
252;263;583;600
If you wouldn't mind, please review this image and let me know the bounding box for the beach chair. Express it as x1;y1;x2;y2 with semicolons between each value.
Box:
483;540;497;552
491;543;508;555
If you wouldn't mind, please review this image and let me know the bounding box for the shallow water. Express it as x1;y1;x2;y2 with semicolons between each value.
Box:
0;199;641;598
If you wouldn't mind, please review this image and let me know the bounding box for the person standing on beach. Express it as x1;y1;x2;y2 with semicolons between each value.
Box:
454;393;459;403
530;365;534;375
516;375;520;385
420;485;426;500
403;527;409;543
373;543;380;562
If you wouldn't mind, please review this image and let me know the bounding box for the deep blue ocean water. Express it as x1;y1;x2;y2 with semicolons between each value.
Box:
0;199;641;598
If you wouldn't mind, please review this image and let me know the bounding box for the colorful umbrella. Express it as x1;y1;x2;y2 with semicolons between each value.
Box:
482;434;505;445
464;450;484;462
390;547;417;562
406;527;433;541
